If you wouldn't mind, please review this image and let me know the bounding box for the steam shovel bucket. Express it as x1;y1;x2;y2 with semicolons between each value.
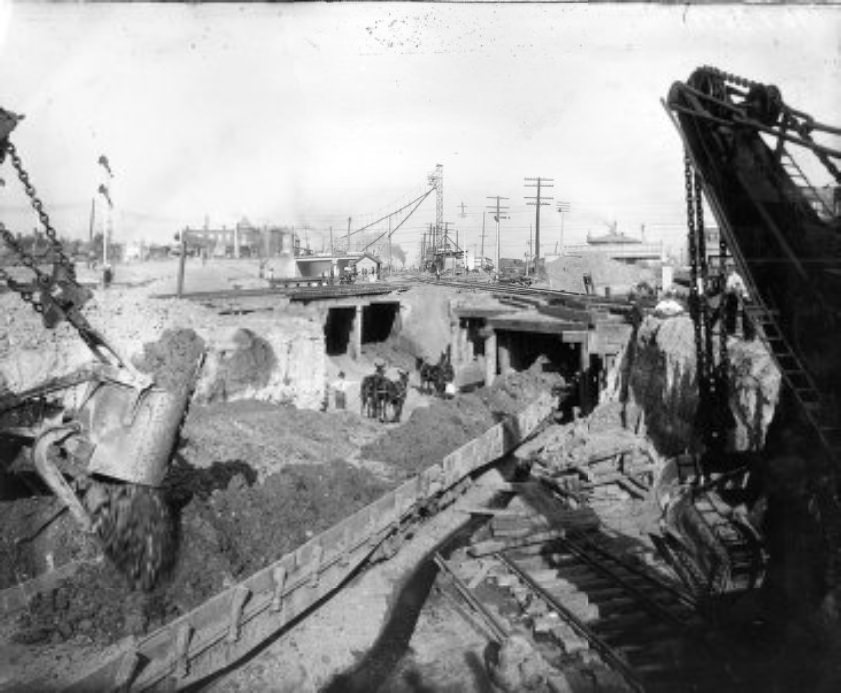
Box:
83;381;190;487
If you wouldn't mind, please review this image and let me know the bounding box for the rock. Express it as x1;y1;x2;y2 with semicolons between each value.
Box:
486;634;548;691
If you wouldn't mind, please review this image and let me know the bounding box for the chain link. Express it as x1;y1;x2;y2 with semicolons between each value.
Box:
1;137;77;320
684;154;707;389
5;141;75;274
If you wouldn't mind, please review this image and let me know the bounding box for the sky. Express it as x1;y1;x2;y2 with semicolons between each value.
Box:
1;2;839;264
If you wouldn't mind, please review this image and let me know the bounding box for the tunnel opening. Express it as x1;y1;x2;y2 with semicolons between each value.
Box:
497;330;580;377
324;307;356;356
460;317;486;358
362;302;400;345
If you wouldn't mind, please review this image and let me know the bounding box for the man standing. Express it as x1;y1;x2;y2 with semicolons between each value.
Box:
334;371;347;410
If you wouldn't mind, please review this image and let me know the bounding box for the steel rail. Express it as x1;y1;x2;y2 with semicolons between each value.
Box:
495;552;645;693
433;553;508;642
413;277;630;311
554;534;692;629
566;531;699;612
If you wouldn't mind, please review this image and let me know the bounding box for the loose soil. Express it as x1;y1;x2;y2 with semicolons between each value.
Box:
2;366;556;655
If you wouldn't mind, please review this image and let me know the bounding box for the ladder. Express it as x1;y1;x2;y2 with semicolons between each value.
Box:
743;301;841;465
779;149;834;220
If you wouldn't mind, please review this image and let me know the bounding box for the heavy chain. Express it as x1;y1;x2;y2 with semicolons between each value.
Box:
695;173;714;387
0;222;48;314
698;65;758;91
5;141;74;273
698;65;841;185
685;154;706;384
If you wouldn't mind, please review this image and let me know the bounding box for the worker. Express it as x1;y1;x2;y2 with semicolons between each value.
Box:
333;371;347;410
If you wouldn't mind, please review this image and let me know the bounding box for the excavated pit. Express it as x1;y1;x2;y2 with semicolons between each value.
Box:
2;264;839;691
0;272;564;689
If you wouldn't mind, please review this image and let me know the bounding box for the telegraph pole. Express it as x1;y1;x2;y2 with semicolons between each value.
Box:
486;196;509;278
480;211;487;271
88;198;96;244
527;224;533;276
387;214;392;275
525;177;554;263
556;201;571;255
347;216;352;253
97;155;114;270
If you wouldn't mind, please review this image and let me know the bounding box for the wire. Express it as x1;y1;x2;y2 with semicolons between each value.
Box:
361;188;434;253
347;187;435;239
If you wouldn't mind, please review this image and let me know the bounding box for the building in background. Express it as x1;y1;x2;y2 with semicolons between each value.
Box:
563;224;664;265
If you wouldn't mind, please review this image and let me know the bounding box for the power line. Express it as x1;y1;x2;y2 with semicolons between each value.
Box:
360;187;434;254
347;187;434;242
525;176;553;262
486;195;509;274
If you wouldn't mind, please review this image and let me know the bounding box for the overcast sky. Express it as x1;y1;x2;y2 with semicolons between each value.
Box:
1;2;839;262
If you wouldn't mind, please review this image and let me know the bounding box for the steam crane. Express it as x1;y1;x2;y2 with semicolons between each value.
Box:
660;67;841;598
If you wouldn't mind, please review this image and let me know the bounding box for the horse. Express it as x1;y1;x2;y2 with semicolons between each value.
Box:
382;370;410;422
361;370;409;422
415;350;455;397
360;372;386;419
414;356;438;394
434;360;455;397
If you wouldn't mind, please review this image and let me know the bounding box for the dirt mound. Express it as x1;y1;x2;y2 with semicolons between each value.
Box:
133;327;205;392
361;368;559;477
540;253;655;294
610;314;779;457
362;396;496;477
12;563;149;646
9;459;389;647
0;497;97;590
180;400;383;480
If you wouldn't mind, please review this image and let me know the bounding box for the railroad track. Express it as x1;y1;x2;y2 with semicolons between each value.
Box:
441;490;745;692
411;276;632;312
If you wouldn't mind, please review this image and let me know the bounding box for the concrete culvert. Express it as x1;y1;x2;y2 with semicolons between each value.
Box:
324;307;355;356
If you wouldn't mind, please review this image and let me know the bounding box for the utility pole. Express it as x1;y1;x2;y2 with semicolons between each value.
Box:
88;198;96;244
556;201;571;256
486;196;509;278
329;226;334;256
347;216;352;253
525;177;554;264
459;202;467;218
480;211;487;271
97;155;114;270
526;224;533;276
387;214;392;276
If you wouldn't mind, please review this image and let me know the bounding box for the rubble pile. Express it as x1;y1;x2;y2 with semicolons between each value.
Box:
539;251;656;294
606;314;780;457
518;401;658;522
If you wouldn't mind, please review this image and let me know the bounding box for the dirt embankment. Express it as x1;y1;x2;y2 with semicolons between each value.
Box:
5;366;557;651
539;252;656;295
363;364;561;478
605;314;780;457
